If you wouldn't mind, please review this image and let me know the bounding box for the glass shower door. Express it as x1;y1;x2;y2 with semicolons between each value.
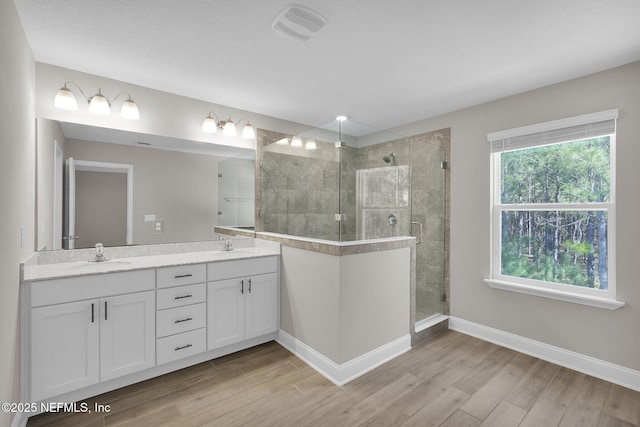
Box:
411;134;447;323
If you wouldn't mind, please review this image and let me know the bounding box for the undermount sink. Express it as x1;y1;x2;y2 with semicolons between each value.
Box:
66;260;131;270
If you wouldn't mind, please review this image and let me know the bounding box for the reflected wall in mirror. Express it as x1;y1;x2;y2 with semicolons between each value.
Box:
36;118;256;250
217;151;255;229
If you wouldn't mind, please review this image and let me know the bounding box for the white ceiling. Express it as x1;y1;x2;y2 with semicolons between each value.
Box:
14;0;640;131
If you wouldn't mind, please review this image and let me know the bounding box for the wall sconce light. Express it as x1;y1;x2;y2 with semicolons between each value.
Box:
304;139;317;150
54;81;140;120
202;112;256;139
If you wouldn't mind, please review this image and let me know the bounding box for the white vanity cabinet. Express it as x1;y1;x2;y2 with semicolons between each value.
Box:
156;264;207;365
22;246;281;415
207;256;279;350
30;299;99;400
28;270;155;401
99;291;156;381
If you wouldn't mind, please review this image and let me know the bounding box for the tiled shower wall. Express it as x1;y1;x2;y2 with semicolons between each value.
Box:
257;130;341;241
257;128;450;317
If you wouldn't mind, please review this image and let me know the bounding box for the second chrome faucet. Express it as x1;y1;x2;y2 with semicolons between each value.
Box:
219;237;233;251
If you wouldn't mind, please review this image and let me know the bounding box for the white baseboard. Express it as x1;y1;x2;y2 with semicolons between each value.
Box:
276;330;411;386
449;316;640;392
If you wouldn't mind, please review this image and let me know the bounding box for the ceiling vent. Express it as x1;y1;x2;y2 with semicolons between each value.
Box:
271;4;327;41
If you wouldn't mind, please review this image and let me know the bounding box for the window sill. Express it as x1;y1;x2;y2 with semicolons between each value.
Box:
484;279;625;310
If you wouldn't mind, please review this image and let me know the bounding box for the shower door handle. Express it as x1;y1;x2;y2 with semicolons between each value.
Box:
411;222;423;244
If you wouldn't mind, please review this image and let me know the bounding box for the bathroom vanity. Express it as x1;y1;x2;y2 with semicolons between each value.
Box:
20;239;280;412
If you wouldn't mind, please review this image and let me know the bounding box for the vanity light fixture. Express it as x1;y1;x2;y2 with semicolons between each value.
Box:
54;81;140;119
305;139;317;150
202;112;256;139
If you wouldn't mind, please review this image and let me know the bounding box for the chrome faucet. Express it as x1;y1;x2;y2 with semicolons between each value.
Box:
94;243;108;262
219;237;233;251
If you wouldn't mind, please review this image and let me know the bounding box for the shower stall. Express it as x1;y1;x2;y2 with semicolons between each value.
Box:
256;121;450;331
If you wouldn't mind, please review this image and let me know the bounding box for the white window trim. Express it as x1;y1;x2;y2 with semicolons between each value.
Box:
487;110;625;310
484;279;625;310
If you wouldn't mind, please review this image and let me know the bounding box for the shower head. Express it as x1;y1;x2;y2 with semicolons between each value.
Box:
383;152;395;164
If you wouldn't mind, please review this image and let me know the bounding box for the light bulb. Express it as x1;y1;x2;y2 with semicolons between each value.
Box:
88;91;110;115
54;86;78;110
242;123;256;139
120;98;139;120
202;114;218;133
291;136;303;147
305;139;317;150
222;118;237;136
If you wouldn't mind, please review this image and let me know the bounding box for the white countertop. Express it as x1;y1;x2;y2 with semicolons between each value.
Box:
23;246;280;282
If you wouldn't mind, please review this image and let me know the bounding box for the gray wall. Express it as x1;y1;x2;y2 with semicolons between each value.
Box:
395;61;640;372
0;1;35;426
65;139;223;246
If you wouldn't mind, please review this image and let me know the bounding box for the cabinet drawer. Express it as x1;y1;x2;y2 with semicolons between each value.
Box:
156;264;206;289
156;303;206;338
156;283;206;310
156;328;206;365
207;256;278;281
30;269;155;308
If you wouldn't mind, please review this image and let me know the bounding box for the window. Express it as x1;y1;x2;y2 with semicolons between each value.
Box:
486;110;624;309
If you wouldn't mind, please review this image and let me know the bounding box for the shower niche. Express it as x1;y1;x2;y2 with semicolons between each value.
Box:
256;121;450;326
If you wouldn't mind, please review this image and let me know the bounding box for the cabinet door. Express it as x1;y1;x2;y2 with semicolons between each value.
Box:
100;291;155;381
31;299;100;401
207;278;245;350
245;273;279;340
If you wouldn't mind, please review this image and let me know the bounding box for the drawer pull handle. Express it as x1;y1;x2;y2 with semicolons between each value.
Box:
104;301;108;320
175;344;193;351
241;279;244;295
174;274;193;279
174;294;193;300
174;317;193;324
91;303;95;323
248;278;252;293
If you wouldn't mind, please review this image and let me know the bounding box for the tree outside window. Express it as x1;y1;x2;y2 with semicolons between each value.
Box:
498;137;610;290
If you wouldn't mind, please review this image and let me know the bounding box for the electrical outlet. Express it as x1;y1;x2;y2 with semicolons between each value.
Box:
153;219;164;233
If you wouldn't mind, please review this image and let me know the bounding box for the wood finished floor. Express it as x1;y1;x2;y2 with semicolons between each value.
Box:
27;330;640;427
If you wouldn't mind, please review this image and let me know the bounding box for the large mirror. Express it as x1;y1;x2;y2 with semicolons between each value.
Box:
36;118;255;250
